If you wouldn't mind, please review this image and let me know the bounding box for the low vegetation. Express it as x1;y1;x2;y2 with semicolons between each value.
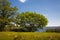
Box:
0;32;60;40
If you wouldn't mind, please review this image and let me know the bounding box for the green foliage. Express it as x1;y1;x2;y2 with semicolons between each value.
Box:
0;0;48;32
16;12;48;32
0;0;18;31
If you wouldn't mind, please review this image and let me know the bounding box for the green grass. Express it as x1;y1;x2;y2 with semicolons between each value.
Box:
0;32;60;40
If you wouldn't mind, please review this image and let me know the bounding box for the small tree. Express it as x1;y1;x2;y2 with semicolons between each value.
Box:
16;12;48;32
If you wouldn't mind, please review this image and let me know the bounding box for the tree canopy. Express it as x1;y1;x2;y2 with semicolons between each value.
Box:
16;12;48;32
0;0;48;32
0;0;18;31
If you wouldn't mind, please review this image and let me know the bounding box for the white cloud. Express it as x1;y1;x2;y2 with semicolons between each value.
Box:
19;0;27;3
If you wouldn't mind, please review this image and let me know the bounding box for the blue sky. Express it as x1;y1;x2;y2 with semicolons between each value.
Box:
9;0;60;26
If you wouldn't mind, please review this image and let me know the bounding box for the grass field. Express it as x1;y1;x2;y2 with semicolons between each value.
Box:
0;32;60;40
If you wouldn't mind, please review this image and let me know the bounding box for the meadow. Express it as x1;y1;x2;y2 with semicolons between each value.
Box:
0;32;60;40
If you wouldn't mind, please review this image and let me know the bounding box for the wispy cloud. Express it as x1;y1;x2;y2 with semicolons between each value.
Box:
19;0;27;3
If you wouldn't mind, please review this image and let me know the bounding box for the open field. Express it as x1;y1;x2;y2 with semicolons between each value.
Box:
0;32;60;40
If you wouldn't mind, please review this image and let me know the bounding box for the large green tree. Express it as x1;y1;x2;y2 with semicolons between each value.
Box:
16;12;48;32
0;0;18;31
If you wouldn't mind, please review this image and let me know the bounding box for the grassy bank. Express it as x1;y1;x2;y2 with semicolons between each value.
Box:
0;32;60;40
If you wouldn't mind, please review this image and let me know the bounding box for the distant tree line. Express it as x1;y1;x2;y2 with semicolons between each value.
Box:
46;28;60;33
